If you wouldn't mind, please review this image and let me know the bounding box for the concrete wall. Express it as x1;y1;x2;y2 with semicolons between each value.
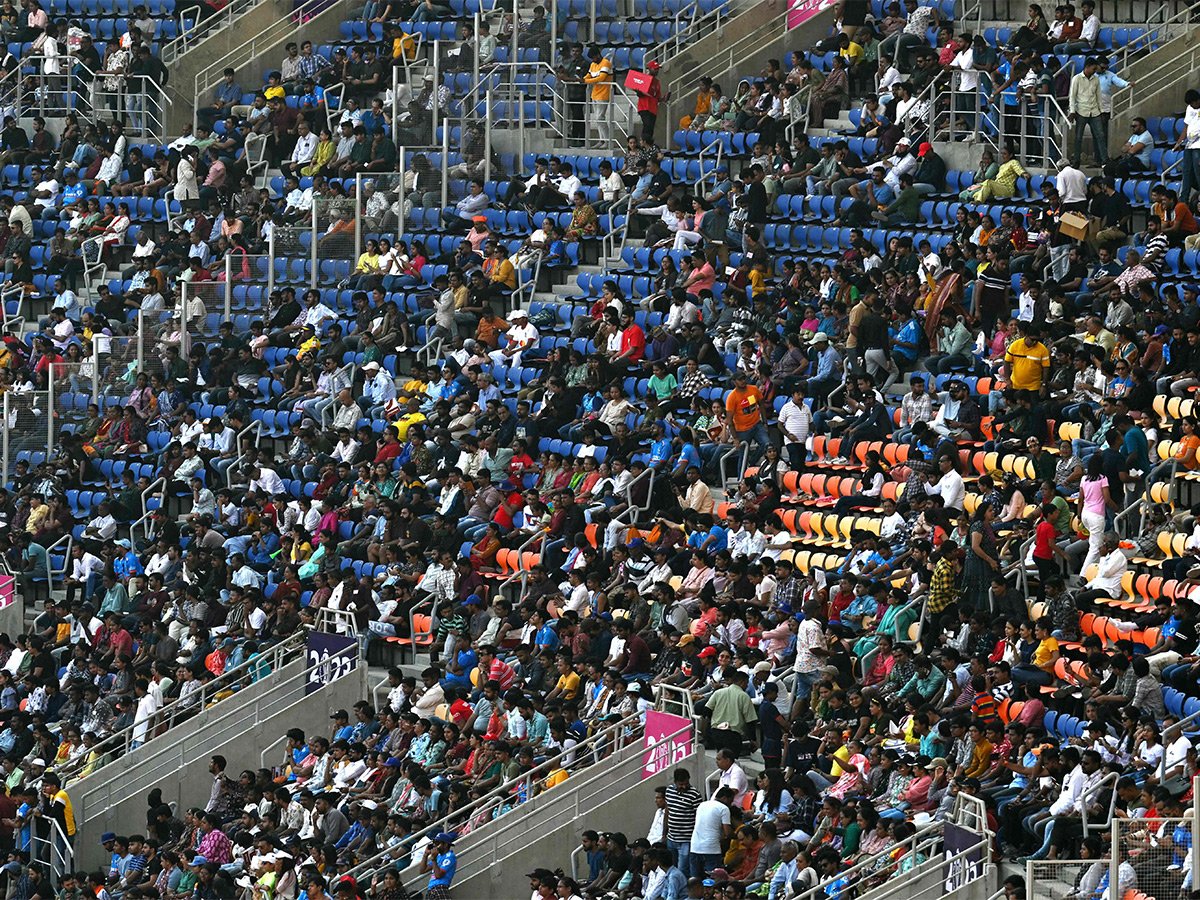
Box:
660;1;835;136
166;0;356;134
0;593;24;642
68;657;366;870
444;745;705;900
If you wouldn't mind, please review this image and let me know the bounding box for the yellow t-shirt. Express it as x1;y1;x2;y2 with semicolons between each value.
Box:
748;269;767;297
1033;636;1059;668
265;85;286;100
839;41;864;65
556;671;580;699
392;411;426;441
1004;339;1049;390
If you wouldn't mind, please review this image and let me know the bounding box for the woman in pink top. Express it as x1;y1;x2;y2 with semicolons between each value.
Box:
1077;453;1117;571
760;616;798;664
680;250;716;297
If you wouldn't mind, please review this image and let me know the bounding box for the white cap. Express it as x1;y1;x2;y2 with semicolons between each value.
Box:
810;331;829;344
508;309;528;322
363;361;381;372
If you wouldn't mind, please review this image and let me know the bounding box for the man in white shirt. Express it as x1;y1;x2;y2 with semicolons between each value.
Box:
66;544;104;604
130;677;162;749
1082;531;1127;600
248;464;285;496
47;308;74;350
282;119;318;179
928;452;966;512
488;309;538;368
82;502;118;545
596;159;623;211
711;749;749;805
28;168;59;211
1055;159;1088;209
1174;89;1200;204
778;386;812;472
690;788;734;874
301;289;338;330
1025;749;1103;859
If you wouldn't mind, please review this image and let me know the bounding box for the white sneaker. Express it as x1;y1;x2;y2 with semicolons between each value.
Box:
396;344;409;352
831;455;849;465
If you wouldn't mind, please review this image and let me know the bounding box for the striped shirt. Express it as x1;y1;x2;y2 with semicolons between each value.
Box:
664;784;702;842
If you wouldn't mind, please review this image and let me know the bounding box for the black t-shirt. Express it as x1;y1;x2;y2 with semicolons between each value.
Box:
747;181;767;223
858;311;889;350
1173;615;1199;655
784;735;821;772
648;169;672;199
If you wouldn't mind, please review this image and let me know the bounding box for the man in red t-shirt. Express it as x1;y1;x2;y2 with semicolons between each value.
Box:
614;310;646;368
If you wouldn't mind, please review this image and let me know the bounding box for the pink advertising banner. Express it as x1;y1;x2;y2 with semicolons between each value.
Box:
642;710;695;780
0;575;14;610
788;0;834;28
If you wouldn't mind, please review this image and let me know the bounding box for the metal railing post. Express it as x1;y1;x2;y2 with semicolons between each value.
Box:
472;12;481;119
310;200;318;291
136;311;144;373
224;254;232;322
550;0;557;70
91;341;99;403
3;393;8;484
46;363;54;459
354;173;363;264
441;124;450;211
484;89;493;183
432;40;441;144
511;0;519;67
1109;816;1119;900
267;228;275;296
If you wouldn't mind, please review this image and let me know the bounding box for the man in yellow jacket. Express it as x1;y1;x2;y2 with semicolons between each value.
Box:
583;45;614;147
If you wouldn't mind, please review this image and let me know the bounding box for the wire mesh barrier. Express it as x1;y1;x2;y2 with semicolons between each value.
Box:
1113;815;1196;900
312;193;358;290
1027;860;1106;900
99;314;156;403
180;278;228;363
54;357;96;439
356;172;407;256
398;146;448;232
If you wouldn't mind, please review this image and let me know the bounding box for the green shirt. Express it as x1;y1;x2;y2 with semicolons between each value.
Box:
707;683;756;731
885;186;921;223
648;373;677;400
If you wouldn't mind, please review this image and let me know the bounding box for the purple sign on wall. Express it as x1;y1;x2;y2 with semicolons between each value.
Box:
305;631;358;694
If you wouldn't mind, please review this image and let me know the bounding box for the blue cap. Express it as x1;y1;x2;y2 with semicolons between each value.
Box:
703;879;717;886
100;832;116;843
433;832;458;844
189;855;207;866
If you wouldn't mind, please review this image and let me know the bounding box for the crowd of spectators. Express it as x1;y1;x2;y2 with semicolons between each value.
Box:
4;0;1200;897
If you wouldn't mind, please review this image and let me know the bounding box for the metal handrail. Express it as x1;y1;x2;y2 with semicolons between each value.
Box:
794;817;946;900
231;418;265;480
654;682;696;720
29;816;73;887
644;0;724;65
58;630;309;781
161;0;272;64
493;527;545;604
1080;770;1119;837
192;0;348;117
343;707;648;883
661;2;792;110
441;716;693;891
